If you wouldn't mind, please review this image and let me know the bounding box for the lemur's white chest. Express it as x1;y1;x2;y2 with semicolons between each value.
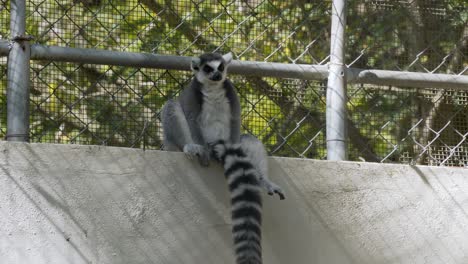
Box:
199;85;231;144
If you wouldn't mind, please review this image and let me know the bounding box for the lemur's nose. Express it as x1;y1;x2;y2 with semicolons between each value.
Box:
211;71;222;81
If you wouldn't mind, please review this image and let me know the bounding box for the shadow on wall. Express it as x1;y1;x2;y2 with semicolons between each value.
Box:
1;142;468;264
2;143;234;264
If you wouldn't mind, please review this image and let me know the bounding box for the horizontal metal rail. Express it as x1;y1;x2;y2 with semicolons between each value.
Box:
30;44;329;81
1;40;467;89
347;68;468;90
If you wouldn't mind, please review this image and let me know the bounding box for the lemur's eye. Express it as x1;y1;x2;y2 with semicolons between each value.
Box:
203;65;213;73
218;64;224;71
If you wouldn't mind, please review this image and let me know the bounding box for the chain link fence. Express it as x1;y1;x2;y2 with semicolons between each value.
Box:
0;0;8;137
345;0;467;166
0;0;467;166
21;0;333;157
348;85;468;166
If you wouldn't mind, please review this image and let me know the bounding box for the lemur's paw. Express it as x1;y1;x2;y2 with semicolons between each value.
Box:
273;189;286;200
211;144;226;161
198;149;210;167
183;144;204;157
183;144;209;166
262;180;286;200
183;144;198;159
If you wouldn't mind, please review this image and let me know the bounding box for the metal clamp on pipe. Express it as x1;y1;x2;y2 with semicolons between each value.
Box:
11;35;34;42
5;133;30;141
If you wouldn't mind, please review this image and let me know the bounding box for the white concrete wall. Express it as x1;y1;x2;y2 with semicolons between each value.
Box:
1;142;468;264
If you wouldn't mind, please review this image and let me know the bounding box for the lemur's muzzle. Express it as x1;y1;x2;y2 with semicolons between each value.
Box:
211;72;222;81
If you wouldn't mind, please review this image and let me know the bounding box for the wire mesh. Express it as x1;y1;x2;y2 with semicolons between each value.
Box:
346;0;467;75
1;0;467;166
30;62;176;148
345;0;467;166
29;59;328;159
26;0;331;62
25;0;331;160
0;0;9;138
236;77;327;159
348;84;468;166
0;0;8;39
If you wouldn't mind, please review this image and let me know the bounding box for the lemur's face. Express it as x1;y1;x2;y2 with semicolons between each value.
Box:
192;53;233;85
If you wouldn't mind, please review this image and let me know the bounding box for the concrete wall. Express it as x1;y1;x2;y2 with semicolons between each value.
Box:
1;141;468;264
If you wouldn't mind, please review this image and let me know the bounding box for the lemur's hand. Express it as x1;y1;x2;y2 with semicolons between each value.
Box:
208;140;226;162
183;144;210;167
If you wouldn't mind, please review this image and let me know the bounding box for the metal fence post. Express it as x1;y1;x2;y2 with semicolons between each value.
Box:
7;0;30;142
326;0;348;160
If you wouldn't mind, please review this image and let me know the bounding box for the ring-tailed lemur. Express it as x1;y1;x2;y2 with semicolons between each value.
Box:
161;52;284;196
212;134;285;264
162;52;285;263
161;52;241;166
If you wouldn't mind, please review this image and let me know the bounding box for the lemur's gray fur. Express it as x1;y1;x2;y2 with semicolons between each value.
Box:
161;52;284;198
161;52;241;166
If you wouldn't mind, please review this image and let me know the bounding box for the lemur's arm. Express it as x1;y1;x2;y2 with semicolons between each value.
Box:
162;81;210;166
178;79;205;145
161;99;194;150
224;80;241;144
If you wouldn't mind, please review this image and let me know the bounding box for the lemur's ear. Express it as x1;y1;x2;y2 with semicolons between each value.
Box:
191;57;201;71
222;52;233;64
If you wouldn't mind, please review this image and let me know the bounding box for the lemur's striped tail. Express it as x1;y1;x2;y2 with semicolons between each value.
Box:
213;141;263;264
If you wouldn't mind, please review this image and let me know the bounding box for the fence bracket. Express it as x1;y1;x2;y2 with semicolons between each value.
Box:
11;35;34;42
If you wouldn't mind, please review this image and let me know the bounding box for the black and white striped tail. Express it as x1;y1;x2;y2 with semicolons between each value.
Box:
213;141;263;264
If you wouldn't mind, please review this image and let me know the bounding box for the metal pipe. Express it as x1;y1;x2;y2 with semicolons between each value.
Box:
326;0;348;161
29;43;329;80
1;40;467;89
31;44;192;70
347;68;468;90
7;0;30;142
230;60;329;80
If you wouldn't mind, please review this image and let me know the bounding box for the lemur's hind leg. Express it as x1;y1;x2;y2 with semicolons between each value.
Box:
240;134;285;200
162;99;210;166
